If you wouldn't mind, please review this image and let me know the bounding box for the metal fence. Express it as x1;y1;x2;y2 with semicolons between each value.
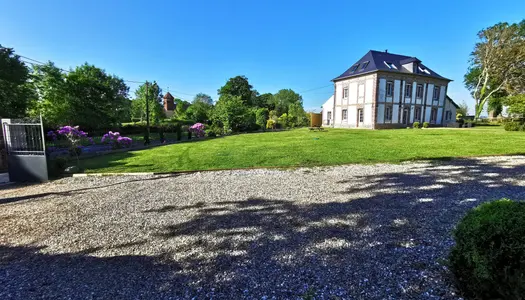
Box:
3;121;45;156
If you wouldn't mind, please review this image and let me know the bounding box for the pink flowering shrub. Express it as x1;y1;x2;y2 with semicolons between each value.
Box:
47;126;93;156
101;131;133;149
189;123;205;138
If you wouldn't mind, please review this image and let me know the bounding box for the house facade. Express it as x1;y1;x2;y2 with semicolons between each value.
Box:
322;50;458;129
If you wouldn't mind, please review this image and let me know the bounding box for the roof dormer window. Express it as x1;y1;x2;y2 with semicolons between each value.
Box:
361;61;369;70
349;64;359;73
418;66;431;75
384;61;397;69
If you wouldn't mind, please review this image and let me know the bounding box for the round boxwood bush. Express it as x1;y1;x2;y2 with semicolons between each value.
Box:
504;121;521;131
449;199;525;299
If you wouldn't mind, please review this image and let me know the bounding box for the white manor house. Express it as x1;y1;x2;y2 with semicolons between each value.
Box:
322;50;458;129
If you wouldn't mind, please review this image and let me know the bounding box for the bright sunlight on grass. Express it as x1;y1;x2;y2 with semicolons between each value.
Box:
80;126;525;173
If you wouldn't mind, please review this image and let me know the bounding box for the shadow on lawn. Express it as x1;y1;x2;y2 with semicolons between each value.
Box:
2;158;525;298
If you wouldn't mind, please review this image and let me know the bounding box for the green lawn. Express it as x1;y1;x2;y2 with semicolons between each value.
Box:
80;126;525;173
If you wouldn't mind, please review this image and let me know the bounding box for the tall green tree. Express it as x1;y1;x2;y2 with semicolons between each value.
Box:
218;75;258;105
505;94;525;117
173;98;191;119
465;20;525;119
64;64;129;128
288;102;308;127
254;92;274;109
133;81;164;123
31;62;70;125
255;107;269;130
186;101;213;123
456;101;469;118
487;97;504;117
272;89;303;116
193;93;213;105
212;95;251;132
0;45;34;117
464;66;507;116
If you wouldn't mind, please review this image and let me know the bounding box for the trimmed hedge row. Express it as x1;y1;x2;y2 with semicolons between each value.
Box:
44;120;196;137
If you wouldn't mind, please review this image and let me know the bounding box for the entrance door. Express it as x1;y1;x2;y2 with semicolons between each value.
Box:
402;108;409;125
357;108;364;127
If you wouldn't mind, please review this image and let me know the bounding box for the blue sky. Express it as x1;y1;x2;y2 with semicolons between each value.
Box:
1;0;524;113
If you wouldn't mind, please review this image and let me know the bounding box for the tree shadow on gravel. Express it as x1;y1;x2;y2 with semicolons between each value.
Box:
2;158;525;299
0;175;179;205
147;158;525;299
0;244;189;299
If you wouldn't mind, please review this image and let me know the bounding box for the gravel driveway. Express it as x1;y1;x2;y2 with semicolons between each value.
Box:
2;156;525;299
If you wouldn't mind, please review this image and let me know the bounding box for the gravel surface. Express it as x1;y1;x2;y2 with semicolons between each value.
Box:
2;156;525;299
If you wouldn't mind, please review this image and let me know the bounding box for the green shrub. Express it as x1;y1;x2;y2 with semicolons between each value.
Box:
175;124;182;141
208;124;223;136
504;121;521;131
47;156;69;178
413;122;420;129
206;130;217;138
449;199;525;299
423;122;429;128
266;119;276;129
159;128;165;143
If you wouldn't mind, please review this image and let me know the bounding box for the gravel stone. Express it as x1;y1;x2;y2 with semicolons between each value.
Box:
2;156;524;299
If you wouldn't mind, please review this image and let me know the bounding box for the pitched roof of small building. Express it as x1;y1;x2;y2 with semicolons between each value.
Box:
333;50;451;82
163;92;174;100
446;95;460;109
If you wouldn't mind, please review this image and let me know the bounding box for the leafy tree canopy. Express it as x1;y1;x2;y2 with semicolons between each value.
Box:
254;93;274;109
31;62;70;125
193;93;213;105
456;101;469;117
465;20;525;118
65;63;130;129
218;75;258;106
212;95;252;132
504;94;525;117
272;89;303;116
0;45;34;118
133;81;163;124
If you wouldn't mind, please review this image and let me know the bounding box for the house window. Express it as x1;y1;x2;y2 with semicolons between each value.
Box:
358;108;364;123
327;111;332;120
349;64;359;73
418;65;431;75
445;110;452;121
416;84;423;98
414;107;422;121
343;87;349;98
384;61;397;69
405;83;412;97
386;81;394;97
433;86;440;100
431;108;438;123
342;109;348;120
384;106;391;121
361;61;369;70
